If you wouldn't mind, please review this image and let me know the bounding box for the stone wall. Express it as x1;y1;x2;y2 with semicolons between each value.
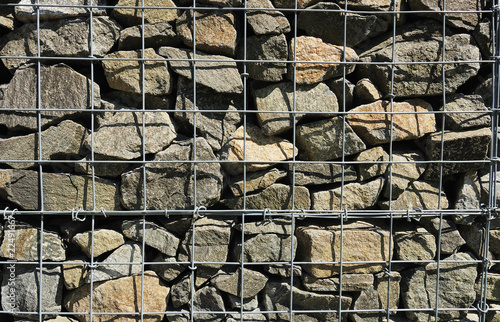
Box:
0;0;498;321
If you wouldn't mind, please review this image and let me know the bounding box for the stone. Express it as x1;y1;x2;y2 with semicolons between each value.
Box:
211;268;268;298
337;0;395;10
158;46;243;94
296;117;366;161
440;93;490;130
121;219;180;256
121;137;223;210
102;49;173;95
490;230;500;256
459;222;491;259
2;265;63;320
229;168;287;197
312;177;385;210
288;36;358;85
63;257;88;290
118;22;180;50
176;10;237;57
354;146;389;181
245;34;288;82
488;304;500;322
326;77;354;110
394;226;436;261
223;183;311;210
475;272;500;302
264;264;302;278
235;218;292;235
350;286;381;322
227;295;259;311
112;0;178;26
375;271;401;314
380;180;449;210
0;221;66;261
254;82;338;135
0;120;88;169
454;171;482;225
220;125;297;175
346;99;436;146
475;74;493;108
301;273;374;292
150;253;186;282
0;64;100;132
0;17;120;73
0;5;14;30
287;163;358;186
296;221;392;277
174;77;242;152
358;21;481;97
64;271;170;322
74;155;131;178
0;169;122;211
170;273;191;308
479;170;500;208
87;242;143;283
72;229;125;258
474;20;493;58
383;150;427;199
420;217;466;255
354;78;383;104
424;128;491;179
192;286;226;321
15;0;107;22
103;91;172;110
408;0;482;30
233;233;296;263
247;0;290;35
273;0;320;9
298;2;387;47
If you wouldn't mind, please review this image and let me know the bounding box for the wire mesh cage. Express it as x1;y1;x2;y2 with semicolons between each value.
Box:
0;0;498;321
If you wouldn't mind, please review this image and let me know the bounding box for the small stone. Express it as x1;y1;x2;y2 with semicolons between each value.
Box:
346;99;436;146
170;274;191;308
375;271;401;314
0;5;14;30
192;286;226;322
454;171;482;225
297;117;366;161
63;257;88;290
14;0;107;22
227;295;259;311
440;93;490;130
380;180;449;210
475;272;500;302
229;168;287;197
408;0;482;30
121;219;180;257
287;163;358;186
350;286;381;322
394;226;436;261
301;273;374;292
150;253;186;282
102;49;173;95
383;149;426;199
87;242;143;283
326;77;354;110
459;222;491;259
420;217;466;255
247;0;290;35
263;264;302;277
245;34;288;82
354;146;389;181
74;155;131;178
288;36;358;85
475;74;493;108
211;268;268;298
118;22;180;50
233;233;296;263
474;20;493;58
112;0;178;26
354;78;383;104
235;218;292;235
72;229;125;258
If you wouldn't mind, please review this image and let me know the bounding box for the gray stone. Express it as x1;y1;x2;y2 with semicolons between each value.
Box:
488;230;500;256
192;286;226;321
424;128;491;179
72;229;125;258
420;217;466;255
112;0;178;26
103;91;172;110
263;264;302;277
440;93;490;130
170;273;191;308
297;117;366;161
227;295;259;311
355;146;389;181
408;0;482;30
475;272;500;302
230;168;287;197
233;233;296;263
0;5;14;30
118;21;180;50
380;180;449;210
312;177;385;210
247;0;290;35
121;219;180;256
0;64;100;132
459;222;492;259
150;253;186;282
288;163;357;186
254;82;338;135
383;150;426;199
454;171;482;225
375;271;401;315
223;183;311;210
235;218;292;235
62;257;88;290
354;78;383;104
87;242;143;283
1;265;63;320
245;34;287;82
121;137;223;210
158;46;243;94
0;17;120;73
337;0;396;10
74;155;131;178
326;77;354;110
211;268;268;298
0;120;88;169
474;74;493;108
0;169;122;211
474;19;493;58
479;169;500;208
358;21;481;97
349;286;381;322
15;0;106;22
394;226;436;262
174;77;242;152
301;273;374;292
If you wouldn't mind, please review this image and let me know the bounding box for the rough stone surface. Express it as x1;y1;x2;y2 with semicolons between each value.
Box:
118;22;180;50
301;273;374;292
346;99;436;146
454;171;482;225
297;117;366;161
420;217;466;255
0;5;14;30
72;229;125;258
64;271;170;322
63;257;88;290
229;168;287;197
460;222;491;259
245;34;288;82
170;274;191;308
88;242;143;283
247;0;290;35
122;219;180;256
150;253;186;282
375;271;401;313
312;177;385;210
121;137;223;210
354;78;383;104
211;268;268;298
235;218;292;235
474;20;493;58
288;36;359;85
220;125;297;175
408;0;482;30
383;150;427;199
394;226;436;261
227;295;259;311
74;155;131;178
380;180;449;210
440;93;490;130
288;163;357;186
254;82;338;135
355;146;389;181
326;77;354;110
192;286;226;322
112;0;178;26
14;0;107;22
233;233;296;263
350;286;381;322
476;272;500;302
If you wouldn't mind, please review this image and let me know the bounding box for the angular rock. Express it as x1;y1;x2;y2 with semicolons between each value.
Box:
394;226;436;261
0;17;120;73
350;286;381;322
121;219;180;256
64;271;170;322
72;229;125;258
301;273;374;292
273;0;321;9
475;74;493;108
459;222;493;260
420;217;466;255
490;230;500;256
0;64;100;132
312;177;385;210
296;221;392;277
479;169;500;208
424;127;491;179
326;77;354;110
150;253;186;282
254;82;338;135
346;99;436;146
383;150;426;199
192;286;226;322
211;268;268;298
63;257;88;290
158;46;243;94
102;49;173;95
103;91;172;110
475;272;500;302
247;0;290;35
227;295;259;311
235;218;292;235
358;21;481;97
375;271;401;314
380;180;449;210
112;0;178;26
15;0;107;22
74;155;131;178
440;93;490;130
174;77;242;152
288;163;357;186
355;146;389;181
229;168;287;197
118;22;180;50
408;0;482;30
296;117;366;161
0;120;88;169
121;137;223;210
264;264;302;278
0;5;14;30
454;171;482;225
288;36;358;85
220;125;297;175
0;169;121;211
176;10;237;56
170;273;191;308
354;78;383;104
87;242;142;283
337;0;395;10
233;233;296;263
245;34;288;82
474;19;493;58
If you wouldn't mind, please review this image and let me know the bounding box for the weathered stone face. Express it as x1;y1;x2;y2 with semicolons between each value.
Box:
247;0;290;35
72;229;125;258
118;22;180;50
15;0;107;22
245;34;288;82
408;0;482;30
112;0;178;26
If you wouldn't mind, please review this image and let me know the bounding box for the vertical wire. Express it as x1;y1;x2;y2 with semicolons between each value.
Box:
139;1;146;320
140;215;146;321
89;214;96;322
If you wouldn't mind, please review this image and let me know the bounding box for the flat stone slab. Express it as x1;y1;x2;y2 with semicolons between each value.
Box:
287;163;357;186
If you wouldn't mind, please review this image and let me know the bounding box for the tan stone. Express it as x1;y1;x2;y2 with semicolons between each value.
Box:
383;150;426;199
354;146;389;181
112;0;178;26
0;6;14;30
63;258;88;290
229;168;287;196
354;78;382;104
394;226;436;261
72;229;125;258
211;268;268;298
380;180;449;210
288;36;358;85
375;271;401;313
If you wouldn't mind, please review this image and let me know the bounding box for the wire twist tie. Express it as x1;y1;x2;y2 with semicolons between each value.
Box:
164;209;169;218
297;208;306;220
475;301;489;313
342;208;348;222
412;207;423;221
71;208;86;222
383;268;394;277
194;206;206;219
241;72;249;78
484;257;493;270
88;263;99;269
263;208;272;221
189;265;197;271
100;207;107;218
3;207;17;221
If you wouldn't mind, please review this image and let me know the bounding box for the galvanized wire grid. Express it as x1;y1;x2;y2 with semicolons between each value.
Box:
0;0;498;321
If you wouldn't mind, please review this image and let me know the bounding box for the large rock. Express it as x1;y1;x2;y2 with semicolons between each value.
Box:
288;36;358;85
254;82;338;135
0;17;120;73
245;34;288;82
475;272;500;302
247;0;290;35
296;221;392;277
112;0;178;26
408;0;482;30
229;168;287;197
121;137;223;210
380;180;449;210
211;268;268;298
14;0;107;22
346;99;436;146
440;93;490;130
158;46;243;94
122;219;180;256
0;64;100;132
0;169;121;211
64;271;170;322
118;22;180;50
72;229;125;258
288;163;357;186
358;21;481;97
383;150;427;199
394;225;436;261
87;242;143;282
